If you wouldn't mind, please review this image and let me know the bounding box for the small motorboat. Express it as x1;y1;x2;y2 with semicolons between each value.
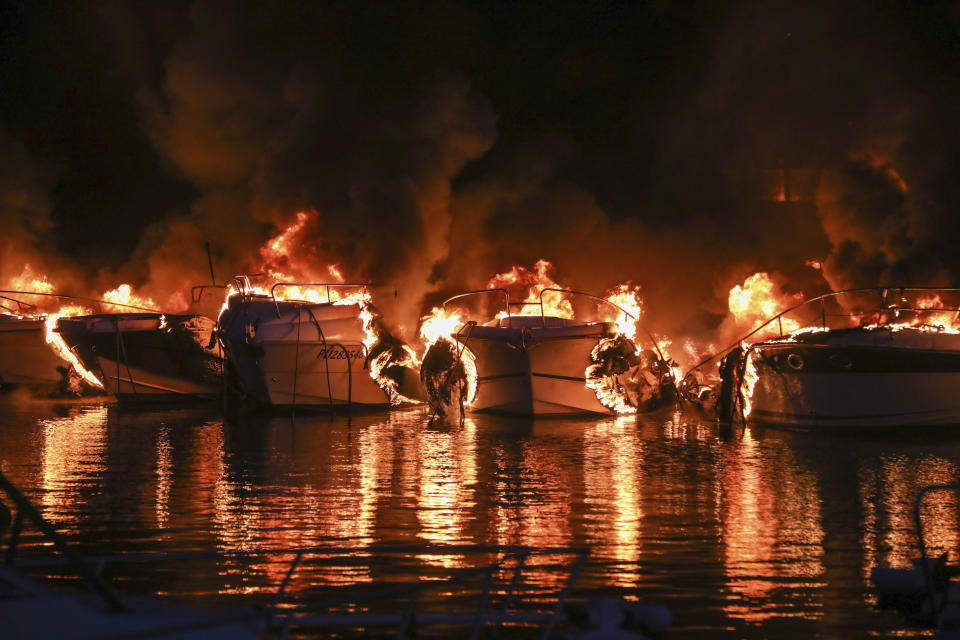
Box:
699;287;960;428
56;311;223;401
421;287;673;417
217;278;421;408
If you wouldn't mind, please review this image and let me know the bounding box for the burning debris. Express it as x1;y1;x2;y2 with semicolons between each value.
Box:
419;337;473;419
586;336;677;414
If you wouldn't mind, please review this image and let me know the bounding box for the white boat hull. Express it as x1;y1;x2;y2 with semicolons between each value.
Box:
464;324;611;416
219;298;391;407
751;369;960;428
747;329;960;428
0;318;63;387
257;341;387;406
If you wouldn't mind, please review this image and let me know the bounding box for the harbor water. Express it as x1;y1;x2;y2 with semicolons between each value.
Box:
2;395;959;637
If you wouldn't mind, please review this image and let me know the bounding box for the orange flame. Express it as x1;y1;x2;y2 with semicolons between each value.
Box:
487;259;573;319
418;306;478;406
44;304;103;388
728;272;802;335
8;264;54;294
101;284;157;311
603;283;643;341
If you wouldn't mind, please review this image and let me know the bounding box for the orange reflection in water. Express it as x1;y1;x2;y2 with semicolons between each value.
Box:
860;456;960;578
582;416;643;587
720;428;826;623
155;425;172;530
491;436;573;549
416;419;477;568
39;405;109;521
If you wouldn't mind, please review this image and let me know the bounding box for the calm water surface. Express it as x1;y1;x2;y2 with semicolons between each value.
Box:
2;396;959;637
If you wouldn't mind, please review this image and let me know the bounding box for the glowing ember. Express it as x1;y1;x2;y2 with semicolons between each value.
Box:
487;259;573;319
728;272;802;335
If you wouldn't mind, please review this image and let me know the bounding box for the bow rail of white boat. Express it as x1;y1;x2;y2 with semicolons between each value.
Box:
227;275;397;317
683;286;960;382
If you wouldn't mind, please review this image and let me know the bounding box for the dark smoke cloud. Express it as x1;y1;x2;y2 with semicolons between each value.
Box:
1;0;959;350
0;127;63;288
132;1;496;329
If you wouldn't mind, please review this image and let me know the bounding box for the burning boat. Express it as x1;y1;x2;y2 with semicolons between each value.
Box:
420;287;676;417
217;278;422;408
0;296;66;389
0;290;137;394
701;287;960;428
56;311;223;402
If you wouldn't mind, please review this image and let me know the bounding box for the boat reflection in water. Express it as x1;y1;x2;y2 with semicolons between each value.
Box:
4;401;960;637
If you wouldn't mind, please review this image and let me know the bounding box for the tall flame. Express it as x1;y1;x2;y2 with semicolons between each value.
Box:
487;259;574;318
43;305;104;388
729;272;802;335
418;305;478;406
102;284;157;311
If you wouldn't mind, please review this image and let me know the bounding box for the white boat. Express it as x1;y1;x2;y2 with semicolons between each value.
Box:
425;288;656;416
706;287;960;428
56;312;223;401
218;279;419;407
0;313;64;388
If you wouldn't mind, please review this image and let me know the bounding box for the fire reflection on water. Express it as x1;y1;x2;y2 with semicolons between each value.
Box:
860;456;960;578
39;405;109;520
416;419;477;568
582;416;643;587
8;401;960;636
720;428;826;622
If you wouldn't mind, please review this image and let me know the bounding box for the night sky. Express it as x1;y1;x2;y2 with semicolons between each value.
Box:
2;1;960;337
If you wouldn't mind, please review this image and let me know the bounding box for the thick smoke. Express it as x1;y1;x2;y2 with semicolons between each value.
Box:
2;1;959;353
132;1;496;332
0;127;77;296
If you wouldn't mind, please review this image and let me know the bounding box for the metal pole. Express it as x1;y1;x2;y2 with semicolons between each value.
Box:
204;241;217;286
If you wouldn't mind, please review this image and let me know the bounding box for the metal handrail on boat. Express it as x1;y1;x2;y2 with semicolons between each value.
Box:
442;287;637;329
683;286;960;381
0;289;160;314
268;282;394;317
441;287;669;363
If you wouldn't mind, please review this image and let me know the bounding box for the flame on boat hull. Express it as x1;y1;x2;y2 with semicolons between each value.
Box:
0;315;64;387
459;318;615;416
218;296;392;407
56;313;223;401
747;327;960;428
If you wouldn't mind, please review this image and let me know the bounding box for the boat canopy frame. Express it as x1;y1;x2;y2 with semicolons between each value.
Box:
684;285;960;380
